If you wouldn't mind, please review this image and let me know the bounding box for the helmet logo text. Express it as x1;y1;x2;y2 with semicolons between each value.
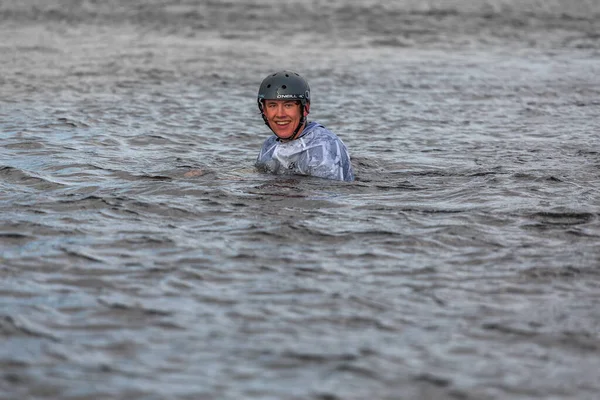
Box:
277;94;303;99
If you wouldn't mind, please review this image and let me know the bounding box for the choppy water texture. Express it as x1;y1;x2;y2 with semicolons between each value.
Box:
2;1;600;399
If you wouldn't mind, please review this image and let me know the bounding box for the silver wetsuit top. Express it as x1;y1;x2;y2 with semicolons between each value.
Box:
256;122;354;182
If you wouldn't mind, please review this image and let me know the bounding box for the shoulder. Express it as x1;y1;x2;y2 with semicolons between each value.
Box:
303;122;344;143
259;135;278;150
257;135;279;160
304;121;332;136
306;123;349;152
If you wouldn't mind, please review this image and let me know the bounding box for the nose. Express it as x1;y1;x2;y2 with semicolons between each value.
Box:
274;104;287;118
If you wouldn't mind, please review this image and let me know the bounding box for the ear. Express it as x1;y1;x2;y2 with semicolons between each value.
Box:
304;103;310;116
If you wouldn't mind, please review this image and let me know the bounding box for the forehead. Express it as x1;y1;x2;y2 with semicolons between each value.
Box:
264;99;299;105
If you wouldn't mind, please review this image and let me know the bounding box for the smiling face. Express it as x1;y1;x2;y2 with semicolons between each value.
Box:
263;100;309;140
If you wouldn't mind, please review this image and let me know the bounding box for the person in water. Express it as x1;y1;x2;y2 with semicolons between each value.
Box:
255;70;354;182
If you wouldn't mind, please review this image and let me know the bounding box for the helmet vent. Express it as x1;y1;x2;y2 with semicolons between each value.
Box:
267;84;271;88
282;85;287;89
285;74;289;77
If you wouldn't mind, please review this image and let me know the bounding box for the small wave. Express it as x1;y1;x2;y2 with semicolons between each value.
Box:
521;266;598;280
280;350;357;364
482;321;600;352
4;141;45;150
0;232;30;239
0;315;58;342
15;45;61;54
526;211;596;226
38;117;90;129
134;174;173;181
59;246;105;263
0;166;66;190
97;298;173;317
414;372;452;388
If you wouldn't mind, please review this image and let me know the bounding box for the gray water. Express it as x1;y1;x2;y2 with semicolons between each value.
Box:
2;1;600;399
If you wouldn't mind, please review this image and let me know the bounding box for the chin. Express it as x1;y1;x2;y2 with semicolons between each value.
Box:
272;127;293;138
277;131;294;139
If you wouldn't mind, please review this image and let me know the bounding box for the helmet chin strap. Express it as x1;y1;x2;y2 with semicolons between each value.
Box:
285;111;306;142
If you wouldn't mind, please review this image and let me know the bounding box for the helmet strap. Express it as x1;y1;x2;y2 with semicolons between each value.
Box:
289;105;307;140
258;100;269;126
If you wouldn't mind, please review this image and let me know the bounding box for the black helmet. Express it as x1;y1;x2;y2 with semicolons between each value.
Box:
257;70;310;108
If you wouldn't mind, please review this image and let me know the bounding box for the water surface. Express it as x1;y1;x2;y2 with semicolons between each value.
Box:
1;1;600;399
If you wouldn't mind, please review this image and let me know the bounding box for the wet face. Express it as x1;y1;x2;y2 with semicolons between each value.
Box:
263;100;309;140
